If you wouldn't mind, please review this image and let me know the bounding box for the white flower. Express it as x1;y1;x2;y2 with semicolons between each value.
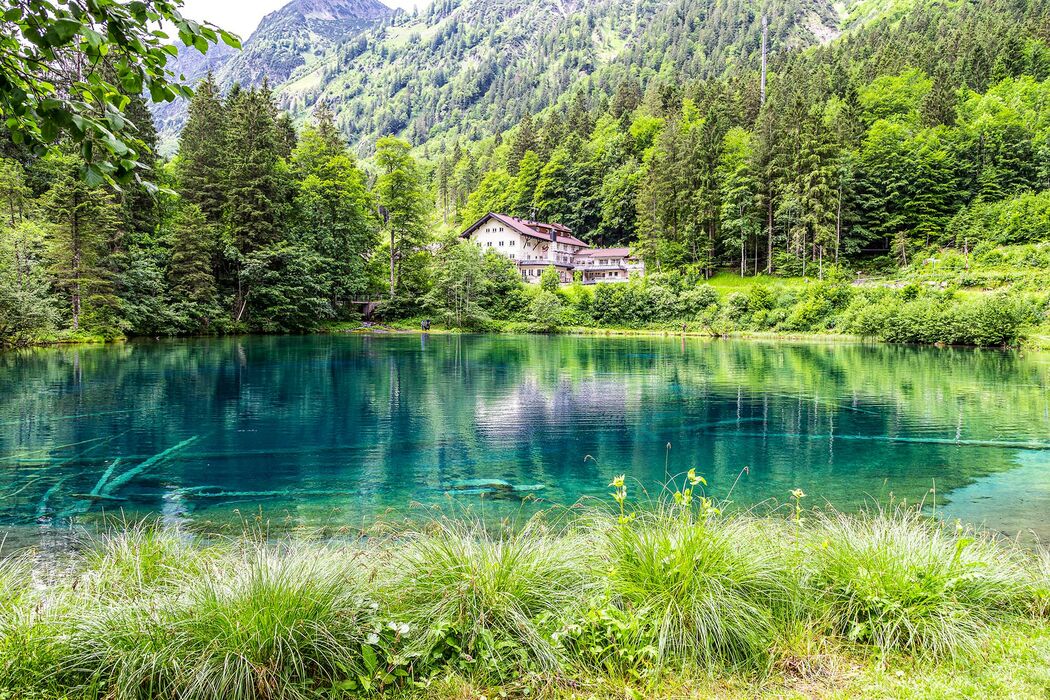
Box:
366;633;379;645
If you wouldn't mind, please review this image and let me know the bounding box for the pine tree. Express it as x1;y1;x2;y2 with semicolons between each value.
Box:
225;87;282;255
224;86;286;321
167;203;219;331
43;154;119;332
507;114;536;175
510;151;543;219
177;73;226;226
533;147;572;223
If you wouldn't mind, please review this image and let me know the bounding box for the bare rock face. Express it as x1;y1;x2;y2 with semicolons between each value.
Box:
156;0;393;146
157;0;893;154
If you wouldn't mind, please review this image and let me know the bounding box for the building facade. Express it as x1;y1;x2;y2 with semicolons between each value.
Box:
460;212;644;284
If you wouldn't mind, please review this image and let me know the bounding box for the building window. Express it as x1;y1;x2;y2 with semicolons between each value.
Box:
487;242;493;247
509;253;515;259
509;240;515;246
499;241;504;246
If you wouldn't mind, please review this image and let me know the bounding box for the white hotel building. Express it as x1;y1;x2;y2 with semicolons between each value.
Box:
460;212;644;285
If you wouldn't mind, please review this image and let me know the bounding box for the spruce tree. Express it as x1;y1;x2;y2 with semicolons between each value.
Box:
507;114;536;175
177;73;227;226
43;154;119;332
511;151;542;218
167;203;219;331
534;147;572;224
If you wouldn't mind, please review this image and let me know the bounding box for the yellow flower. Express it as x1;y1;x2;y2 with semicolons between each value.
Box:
609;474;625;488
790;488;806;500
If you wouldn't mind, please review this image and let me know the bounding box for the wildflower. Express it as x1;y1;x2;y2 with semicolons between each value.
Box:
687;468;706;487
790;488;806;500
366;632;380;645
609;474;625;488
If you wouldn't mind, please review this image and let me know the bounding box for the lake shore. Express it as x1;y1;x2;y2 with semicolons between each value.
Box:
3;505;1048;699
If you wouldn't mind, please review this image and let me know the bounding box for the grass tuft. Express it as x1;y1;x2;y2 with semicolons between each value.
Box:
600;509;793;671
808;507;1032;659
386;519;587;679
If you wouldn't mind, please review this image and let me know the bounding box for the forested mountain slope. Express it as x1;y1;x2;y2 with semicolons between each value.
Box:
160;0;893;151
274;0;868;150
156;0;393;145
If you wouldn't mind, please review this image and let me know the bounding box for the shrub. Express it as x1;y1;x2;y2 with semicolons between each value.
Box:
681;285;720;317
722;292;750;321
782;296;832;332
528;291;564;333
747;284;776;312
645;284;680;322
539;265;560;293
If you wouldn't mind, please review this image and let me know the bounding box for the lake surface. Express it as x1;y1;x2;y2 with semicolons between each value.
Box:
3;334;1050;548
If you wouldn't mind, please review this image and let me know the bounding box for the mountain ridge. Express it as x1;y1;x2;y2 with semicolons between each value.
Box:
158;0;904;153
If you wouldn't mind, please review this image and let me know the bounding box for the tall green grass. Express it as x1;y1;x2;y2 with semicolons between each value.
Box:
807;507;1033;659
0;502;1047;698
599;510;793;671
384;519;588;679
69;542;371;699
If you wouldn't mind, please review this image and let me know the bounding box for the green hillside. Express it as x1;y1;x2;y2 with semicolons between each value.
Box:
277;0;868;150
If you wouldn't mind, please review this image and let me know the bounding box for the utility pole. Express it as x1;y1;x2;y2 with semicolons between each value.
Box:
760;14;768;107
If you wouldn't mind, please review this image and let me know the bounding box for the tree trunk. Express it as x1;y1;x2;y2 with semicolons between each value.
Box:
766;197;773;274
389;225;396;300
835;181;842;263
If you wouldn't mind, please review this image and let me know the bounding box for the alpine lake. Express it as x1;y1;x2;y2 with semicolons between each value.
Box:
3;334;1050;551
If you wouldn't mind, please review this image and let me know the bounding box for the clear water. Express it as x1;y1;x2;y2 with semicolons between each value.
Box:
3;334;1050;548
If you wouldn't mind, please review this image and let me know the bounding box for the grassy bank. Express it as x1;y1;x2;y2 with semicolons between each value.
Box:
363;269;1041;348
3;491;1049;699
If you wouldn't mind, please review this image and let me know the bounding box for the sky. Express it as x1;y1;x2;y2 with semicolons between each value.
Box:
178;0;423;39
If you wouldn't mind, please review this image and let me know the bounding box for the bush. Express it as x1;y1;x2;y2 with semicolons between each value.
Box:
681;285;720;317
528;290;564;333
70;543;371;700
722;292;750;321
747;284;776;312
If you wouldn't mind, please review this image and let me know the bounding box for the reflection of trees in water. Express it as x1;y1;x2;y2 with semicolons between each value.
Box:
1;337;1048;529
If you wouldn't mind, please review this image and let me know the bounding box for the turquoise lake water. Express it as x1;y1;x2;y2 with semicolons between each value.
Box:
2;335;1050;547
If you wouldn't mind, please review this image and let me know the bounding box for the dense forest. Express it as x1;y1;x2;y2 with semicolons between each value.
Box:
1;0;1048;347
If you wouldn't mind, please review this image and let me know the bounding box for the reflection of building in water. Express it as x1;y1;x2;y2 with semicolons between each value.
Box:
473;376;638;438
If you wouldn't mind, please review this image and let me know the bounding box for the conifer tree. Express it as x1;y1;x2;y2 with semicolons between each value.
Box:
511;151;542;218
534;147;572;224
224;86;286;320
508;114;536;175
43;154;119;332
167;203;219;331
178;73;227;226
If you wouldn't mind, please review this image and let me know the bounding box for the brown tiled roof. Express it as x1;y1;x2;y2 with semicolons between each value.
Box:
460;212;587;247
